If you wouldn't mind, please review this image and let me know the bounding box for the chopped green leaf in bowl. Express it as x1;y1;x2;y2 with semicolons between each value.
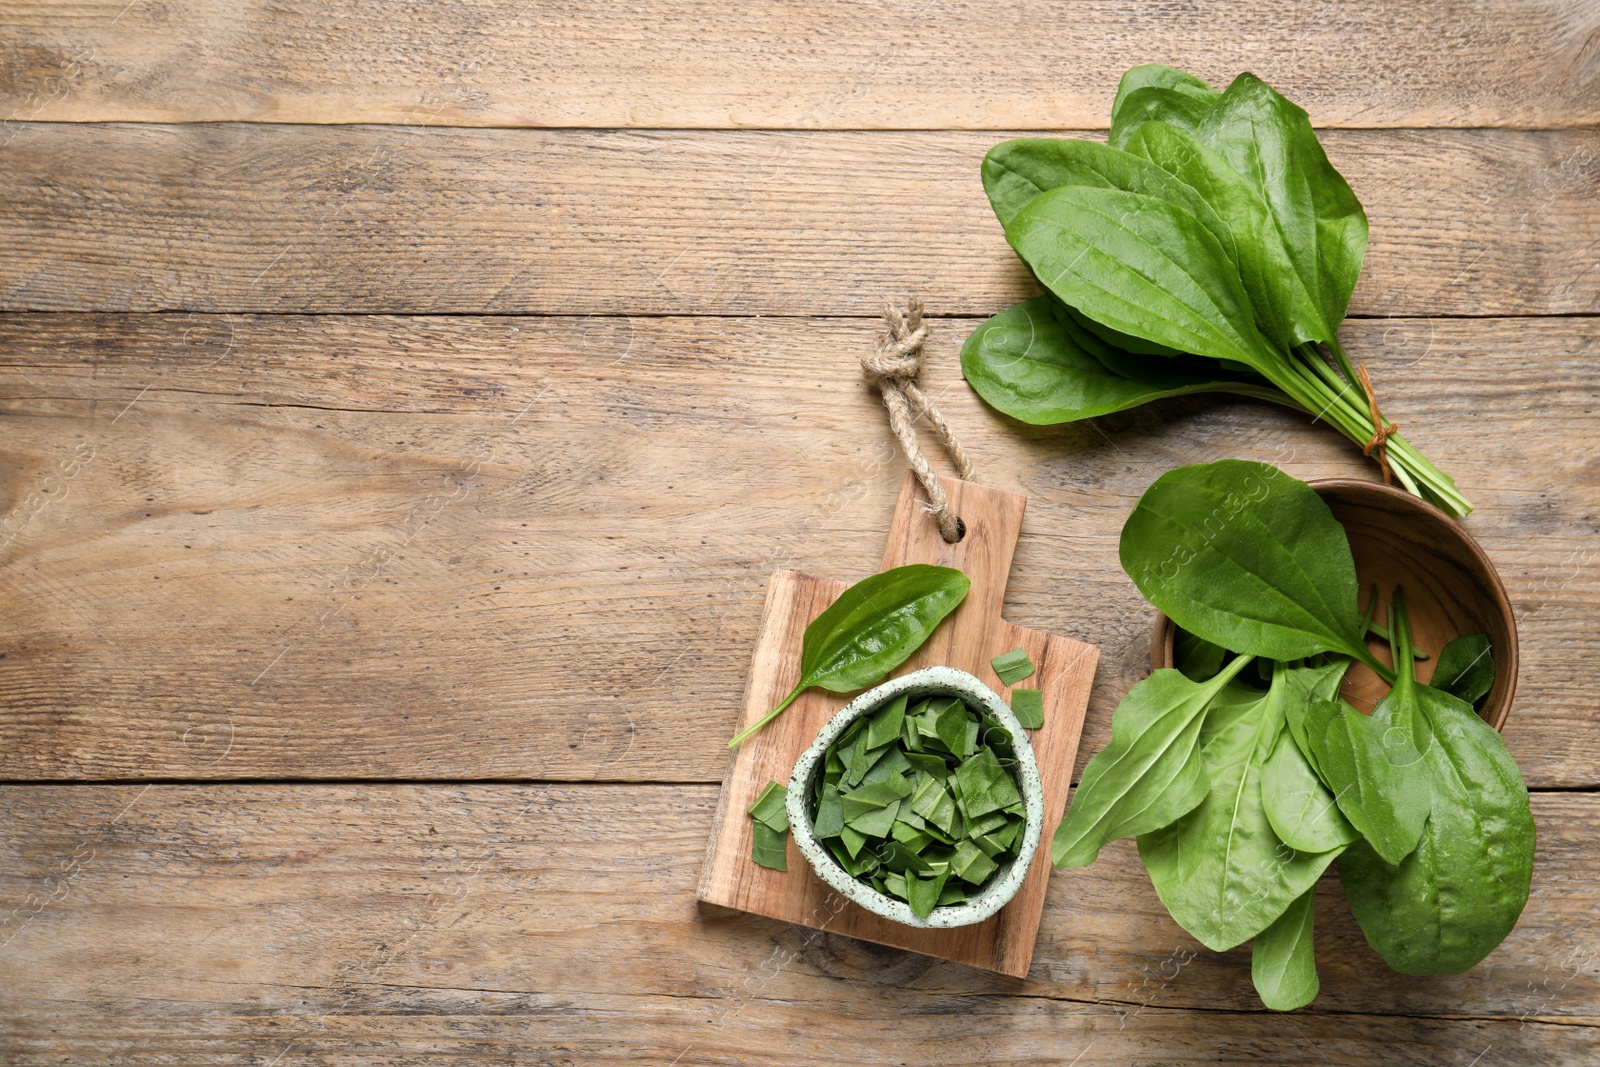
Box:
787;667;1044;928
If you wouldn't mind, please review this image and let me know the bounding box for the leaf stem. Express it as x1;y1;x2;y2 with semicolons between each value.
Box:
1194;344;1473;517
1279;350;1474;517
1390;460;1424;499
1389;587;1416;697
1213;652;1257;687
1359;582;1380;632
1324;335;1361;388
1216;382;1306;407
728;682;805;748
1353;644;1397;686
1367;617;1429;659
1298;344;1361;409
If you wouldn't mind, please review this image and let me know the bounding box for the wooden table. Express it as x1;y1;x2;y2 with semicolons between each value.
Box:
1;3;1596;1063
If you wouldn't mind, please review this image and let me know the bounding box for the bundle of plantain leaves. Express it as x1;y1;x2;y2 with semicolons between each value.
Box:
962;65;1471;517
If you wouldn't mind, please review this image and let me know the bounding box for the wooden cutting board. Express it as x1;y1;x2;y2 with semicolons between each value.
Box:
698;471;1099;977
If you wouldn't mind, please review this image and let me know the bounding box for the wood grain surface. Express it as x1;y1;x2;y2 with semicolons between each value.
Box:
2;1;1596;129
2;3;1597;1060
1;784;1595;1066
1;314;1594;790
1;125;1597;316
698;475;1098;977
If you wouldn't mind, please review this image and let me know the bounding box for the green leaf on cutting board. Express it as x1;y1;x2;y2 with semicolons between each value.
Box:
748;781;791;872
728;564;970;747
1009;688;1045;730
747;780;789;833
990;647;1036;686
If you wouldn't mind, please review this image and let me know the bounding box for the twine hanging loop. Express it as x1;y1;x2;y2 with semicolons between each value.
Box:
861;297;974;543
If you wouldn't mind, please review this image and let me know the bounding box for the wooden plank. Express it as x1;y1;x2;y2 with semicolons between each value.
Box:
0;783;1595;1066
2;124;1598;316
0;313;1595;786
698;476;1098;977
2;1;1597;129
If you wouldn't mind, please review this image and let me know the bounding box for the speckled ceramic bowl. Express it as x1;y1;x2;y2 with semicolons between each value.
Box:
785;666;1044;929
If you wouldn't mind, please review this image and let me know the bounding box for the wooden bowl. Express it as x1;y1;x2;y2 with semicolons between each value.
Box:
1150;479;1517;731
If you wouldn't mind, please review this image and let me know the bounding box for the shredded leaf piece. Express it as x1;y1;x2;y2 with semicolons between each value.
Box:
1010;688;1045;729
991;647;1037;685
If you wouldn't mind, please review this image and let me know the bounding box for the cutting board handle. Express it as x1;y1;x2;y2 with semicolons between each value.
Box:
880;471;1028;675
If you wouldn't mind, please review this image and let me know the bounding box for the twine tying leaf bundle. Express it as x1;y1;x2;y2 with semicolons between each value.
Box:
1356;364;1399;486
861;298;974;543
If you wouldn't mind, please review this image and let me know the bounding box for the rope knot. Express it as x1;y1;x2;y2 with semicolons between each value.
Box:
861;297;974;543
861;307;930;385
